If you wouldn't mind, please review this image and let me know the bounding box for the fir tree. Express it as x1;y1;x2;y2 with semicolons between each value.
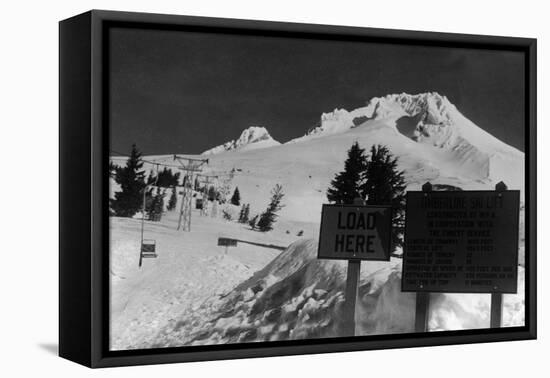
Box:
243;204;250;223
248;214;258;229
238;203;250;223
108;161;118;178
147;187;165;221
167;186;178;211
144;187;155;220
361;144;407;250
257;184;285;232
222;209;233;221
207;185;217;201
238;204;246;222
230;187;241;206
147;171;157;185
110;144;146;217
155;189;166;221
326;142;368;204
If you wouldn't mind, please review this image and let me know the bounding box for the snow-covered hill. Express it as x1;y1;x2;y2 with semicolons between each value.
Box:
202;126;281;155
127;92;524;223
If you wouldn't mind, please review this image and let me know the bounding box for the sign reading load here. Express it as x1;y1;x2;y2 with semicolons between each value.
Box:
402;190;520;293
318;204;392;261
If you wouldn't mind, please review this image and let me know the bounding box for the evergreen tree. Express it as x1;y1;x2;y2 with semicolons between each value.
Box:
238;203;250;223
173;171;181;187
167;186;178;211
243;204;250;223
230;187;241;206
360;144;407;250
147;187;166;221
248;214;258;229
238;204;246;222
222;209;233;221
147;171;156;185
144;187;155;220
257;184;285;232
326;142;368;204
207;185;217;201
110;144;146;217
154;189;166;221
154;167;181;187
108;161;118;178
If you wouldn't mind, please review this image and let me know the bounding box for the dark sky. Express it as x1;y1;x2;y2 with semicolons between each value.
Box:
109;27;525;155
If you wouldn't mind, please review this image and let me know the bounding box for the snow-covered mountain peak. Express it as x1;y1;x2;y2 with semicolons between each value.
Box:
235;126;273;145
294;91;519;154
295;92;457;141
202;126;280;155
369;92;455;123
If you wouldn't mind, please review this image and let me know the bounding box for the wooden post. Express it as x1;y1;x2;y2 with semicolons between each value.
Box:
342;197;366;337
490;293;503;328
414;182;433;332
139;185;149;268
343;259;361;337
415;292;430;332
490;181;507;328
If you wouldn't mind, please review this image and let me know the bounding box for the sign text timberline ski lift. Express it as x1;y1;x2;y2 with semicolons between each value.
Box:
317;204;392;261
402;190;520;293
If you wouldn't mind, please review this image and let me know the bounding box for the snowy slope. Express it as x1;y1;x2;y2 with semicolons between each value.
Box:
194;89;523;248
145;238;524;347
202;126;281;155
114;93;525;218
132;92;524;223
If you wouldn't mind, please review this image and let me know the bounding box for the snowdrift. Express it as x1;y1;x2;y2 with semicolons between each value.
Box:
147;239;524;347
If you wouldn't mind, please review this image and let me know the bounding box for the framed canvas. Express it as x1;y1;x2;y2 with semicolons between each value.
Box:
59;10;536;368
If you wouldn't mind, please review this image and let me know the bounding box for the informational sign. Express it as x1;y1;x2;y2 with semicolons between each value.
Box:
402;190;520;293
217;237;238;247
317;204;392;261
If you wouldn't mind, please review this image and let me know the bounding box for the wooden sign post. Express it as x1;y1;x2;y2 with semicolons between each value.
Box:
414;182;433;332
318;198;393;337
490;292;503;328
343;258;361;336
490;181;508;328
403;181;520;332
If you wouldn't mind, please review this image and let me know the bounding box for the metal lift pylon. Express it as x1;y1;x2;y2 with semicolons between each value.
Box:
173;155;208;231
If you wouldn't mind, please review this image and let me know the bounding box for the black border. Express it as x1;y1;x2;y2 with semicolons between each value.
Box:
401;190;521;293
317;204;393;261
59;9;537;368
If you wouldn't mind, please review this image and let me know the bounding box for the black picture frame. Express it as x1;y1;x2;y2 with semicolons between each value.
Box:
59;9;537;368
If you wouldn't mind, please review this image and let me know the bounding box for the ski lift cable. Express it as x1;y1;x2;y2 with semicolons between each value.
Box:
109;149;186;169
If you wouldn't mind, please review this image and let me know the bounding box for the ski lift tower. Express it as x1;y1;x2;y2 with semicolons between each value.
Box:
173;155;208;231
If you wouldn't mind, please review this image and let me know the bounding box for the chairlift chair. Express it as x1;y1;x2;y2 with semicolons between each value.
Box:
141;239;157;258
139;239;157;268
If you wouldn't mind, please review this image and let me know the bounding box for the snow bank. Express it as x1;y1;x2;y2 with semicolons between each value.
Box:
146;239;525;347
